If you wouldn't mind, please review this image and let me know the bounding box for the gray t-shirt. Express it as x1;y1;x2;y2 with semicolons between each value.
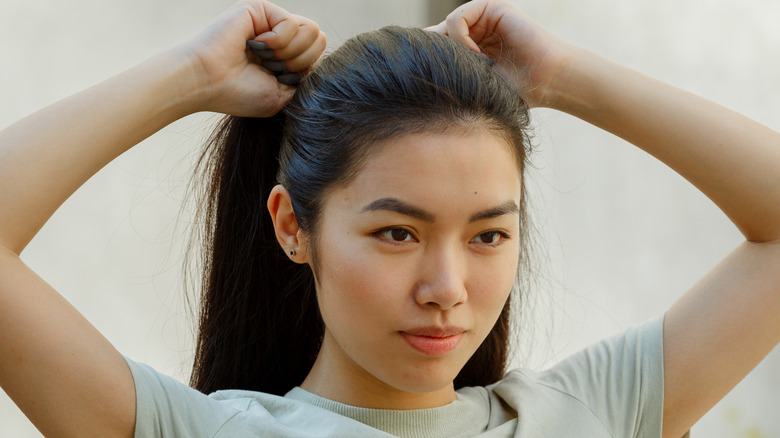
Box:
126;315;669;437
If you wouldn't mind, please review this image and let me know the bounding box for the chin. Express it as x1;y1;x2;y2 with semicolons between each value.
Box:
380;358;464;395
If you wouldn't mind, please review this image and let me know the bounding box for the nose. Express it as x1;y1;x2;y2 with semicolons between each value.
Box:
413;246;468;310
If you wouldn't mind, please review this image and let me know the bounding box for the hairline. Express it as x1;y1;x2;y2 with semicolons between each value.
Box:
303;119;526;275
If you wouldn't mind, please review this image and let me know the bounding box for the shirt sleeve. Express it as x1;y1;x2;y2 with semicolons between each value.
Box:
123;357;247;438
539;315;668;438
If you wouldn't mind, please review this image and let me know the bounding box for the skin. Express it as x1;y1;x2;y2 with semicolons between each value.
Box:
268;129;522;409
1;0;779;436
432;1;780;436
0;2;325;437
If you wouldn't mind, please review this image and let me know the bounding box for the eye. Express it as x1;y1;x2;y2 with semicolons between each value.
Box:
374;227;416;243
471;231;509;246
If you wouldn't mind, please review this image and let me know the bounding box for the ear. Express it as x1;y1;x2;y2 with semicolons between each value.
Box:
267;184;309;263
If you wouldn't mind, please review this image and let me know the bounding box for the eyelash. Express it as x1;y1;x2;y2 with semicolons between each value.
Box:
372;228;510;247
471;230;510;246
373;227;417;245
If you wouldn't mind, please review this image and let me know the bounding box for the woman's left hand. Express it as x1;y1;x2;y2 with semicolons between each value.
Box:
427;0;573;108
435;2;780;438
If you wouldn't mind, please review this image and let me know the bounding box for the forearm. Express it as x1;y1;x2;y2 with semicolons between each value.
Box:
546;46;780;243
0;48;203;254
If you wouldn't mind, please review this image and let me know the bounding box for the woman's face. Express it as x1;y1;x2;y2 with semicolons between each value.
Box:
301;128;522;409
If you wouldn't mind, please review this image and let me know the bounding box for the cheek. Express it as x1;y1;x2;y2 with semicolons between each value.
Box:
314;232;409;330
468;248;519;319
313;224;519;337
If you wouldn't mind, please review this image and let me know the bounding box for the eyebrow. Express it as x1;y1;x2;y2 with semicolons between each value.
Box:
361;198;435;222
468;200;520;222
360;198;519;223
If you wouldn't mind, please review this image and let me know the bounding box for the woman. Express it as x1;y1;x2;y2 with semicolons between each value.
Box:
1;1;778;437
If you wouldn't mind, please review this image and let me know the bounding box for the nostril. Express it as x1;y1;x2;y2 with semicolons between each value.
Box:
414;281;468;310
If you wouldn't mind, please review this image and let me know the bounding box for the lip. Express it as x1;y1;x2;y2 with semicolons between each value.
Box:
400;326;465;356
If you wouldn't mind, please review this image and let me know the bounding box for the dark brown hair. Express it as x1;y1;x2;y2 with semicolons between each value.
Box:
189;26;532;396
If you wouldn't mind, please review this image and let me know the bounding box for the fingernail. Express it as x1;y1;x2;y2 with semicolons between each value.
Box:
246;41;275;59
246;40;268;51
276;72;302;86
256;49;276;59
261;60;287;72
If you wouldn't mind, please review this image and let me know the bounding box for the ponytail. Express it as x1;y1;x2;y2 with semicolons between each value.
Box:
189;115;323;396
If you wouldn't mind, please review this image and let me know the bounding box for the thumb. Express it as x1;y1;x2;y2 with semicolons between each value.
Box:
425;21;446;34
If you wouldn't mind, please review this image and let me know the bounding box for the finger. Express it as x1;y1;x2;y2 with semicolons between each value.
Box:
443;0;489;53
271;15;321;60
246;40;275;59
284;30;327;72
276;72;302;86
424;21;447;34
247;15;321;65
254;1;300;48
259;82;296;117
244;1;289;36
260;60;287;73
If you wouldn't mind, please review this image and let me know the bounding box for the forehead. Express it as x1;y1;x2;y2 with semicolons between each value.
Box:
325;129;523;216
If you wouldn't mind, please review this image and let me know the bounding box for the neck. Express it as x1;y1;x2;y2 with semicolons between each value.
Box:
300;332;457;410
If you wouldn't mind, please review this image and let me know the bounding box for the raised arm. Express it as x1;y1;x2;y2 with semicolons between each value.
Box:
0;1;324;436
432;1;780;437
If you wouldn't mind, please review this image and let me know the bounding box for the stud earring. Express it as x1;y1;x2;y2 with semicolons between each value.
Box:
289;249;296;257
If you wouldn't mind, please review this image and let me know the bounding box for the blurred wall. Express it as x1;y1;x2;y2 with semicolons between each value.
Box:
1;0;777;437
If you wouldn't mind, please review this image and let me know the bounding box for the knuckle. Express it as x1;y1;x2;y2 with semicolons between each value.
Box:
297;23;318;42
296;14;319;32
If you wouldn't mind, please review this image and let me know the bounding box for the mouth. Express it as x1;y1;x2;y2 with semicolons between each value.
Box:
400;327;465;356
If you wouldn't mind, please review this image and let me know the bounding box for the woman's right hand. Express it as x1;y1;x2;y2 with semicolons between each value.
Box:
427;0;574;109
180;0;326;117
0;3;324;437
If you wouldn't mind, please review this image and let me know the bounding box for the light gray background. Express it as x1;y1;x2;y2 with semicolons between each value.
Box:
1;0;778;436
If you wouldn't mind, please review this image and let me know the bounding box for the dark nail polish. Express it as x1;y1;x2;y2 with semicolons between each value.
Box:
276;72;302;86
261;60;287;72
255;49;275;59
246;40;268;51
247;41;275;59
